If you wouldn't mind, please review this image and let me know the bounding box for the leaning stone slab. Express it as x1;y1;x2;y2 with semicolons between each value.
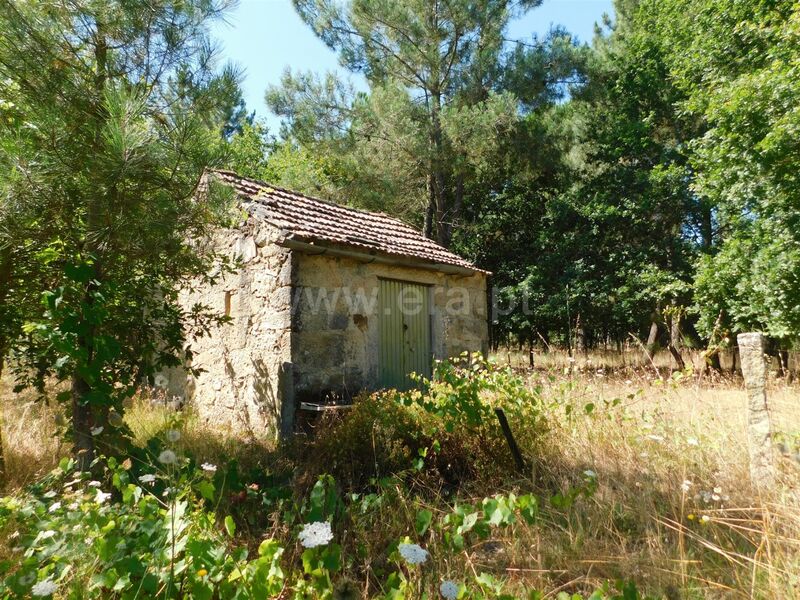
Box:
737;332;775;488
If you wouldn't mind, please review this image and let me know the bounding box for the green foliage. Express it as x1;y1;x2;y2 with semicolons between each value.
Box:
652;0;800;340
307;355;546;490
270;0;574;246
306;392;425;489
0;455;623;599
0;0;240;465
401;353;540;433
0;456;244;599
263;0;800;349
0;365;673;599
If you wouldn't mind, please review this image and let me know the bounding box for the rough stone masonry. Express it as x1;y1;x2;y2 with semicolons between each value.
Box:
163;170;489;438
737;332;775;488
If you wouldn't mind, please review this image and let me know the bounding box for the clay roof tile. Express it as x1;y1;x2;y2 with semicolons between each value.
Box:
208;169;487;274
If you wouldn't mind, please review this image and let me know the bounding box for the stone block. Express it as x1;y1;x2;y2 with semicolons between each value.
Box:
738;332;775;488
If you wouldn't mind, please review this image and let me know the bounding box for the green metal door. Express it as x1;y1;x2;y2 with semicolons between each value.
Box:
379;279;431;390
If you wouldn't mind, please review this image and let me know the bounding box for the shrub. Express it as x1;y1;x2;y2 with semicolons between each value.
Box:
403;352;542;434
0;403;653;600
303;393;427;489
305;355;547;492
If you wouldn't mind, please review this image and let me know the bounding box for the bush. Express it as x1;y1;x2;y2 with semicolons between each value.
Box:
0;455;642;599
304;354;547;492
304;393;426;489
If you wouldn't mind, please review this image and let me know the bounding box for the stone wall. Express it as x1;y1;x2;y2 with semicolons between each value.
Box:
291;252;488;403
170;229;488;433
169;219;294;437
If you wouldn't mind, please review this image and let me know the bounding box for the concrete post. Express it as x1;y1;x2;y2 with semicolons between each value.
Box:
737;332;775;488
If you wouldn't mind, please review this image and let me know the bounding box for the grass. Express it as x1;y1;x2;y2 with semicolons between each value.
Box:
0;377;64;491
1;349;799;598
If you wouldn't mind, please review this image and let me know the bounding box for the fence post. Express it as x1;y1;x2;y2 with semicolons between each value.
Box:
494;408;527;473
737;332;775;488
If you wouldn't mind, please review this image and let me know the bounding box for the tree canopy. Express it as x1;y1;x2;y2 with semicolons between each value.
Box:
0;0;241;467
255;0;800;355
2;0;800;468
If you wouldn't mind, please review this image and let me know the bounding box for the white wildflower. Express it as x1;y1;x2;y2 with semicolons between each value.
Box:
90;426;103;436
713;486;722;494
200;462;217;474
31;577;58;597
48;502;61;513
162;487;176;497
298;521;333;548
88;481;101;488
158;449;177;465
583;469;597;478
166;429;181;443
686;437;699;446
43;490;57;498
139;474;156;484
95;490;112;504
681;480;692;493
68;502;79;511
398;542;429;565
700;515;710;524
646;434;664;442
154;374;169;389
38;530;56;540
440;580;459;600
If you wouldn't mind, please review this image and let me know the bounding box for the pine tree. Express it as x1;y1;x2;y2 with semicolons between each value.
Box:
0;0;238;468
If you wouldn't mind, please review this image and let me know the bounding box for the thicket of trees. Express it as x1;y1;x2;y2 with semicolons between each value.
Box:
1;0;798;463
0;0;243;466
230;0;800;357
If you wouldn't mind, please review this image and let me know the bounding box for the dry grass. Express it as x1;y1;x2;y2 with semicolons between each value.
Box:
0;380;281;494
123;393;280;475
1;351;800;598
479;350;800;598
0;376;64;492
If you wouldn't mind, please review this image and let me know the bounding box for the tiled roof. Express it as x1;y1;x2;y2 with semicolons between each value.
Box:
209;170;487;274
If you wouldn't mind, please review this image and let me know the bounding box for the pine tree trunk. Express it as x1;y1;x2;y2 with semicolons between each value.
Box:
0;246;11;381
575;314;586;355
429;83;451;248
668;312;685;370
778;349;790;379
72;373;95;471
423;174;435;239
69;23;107;470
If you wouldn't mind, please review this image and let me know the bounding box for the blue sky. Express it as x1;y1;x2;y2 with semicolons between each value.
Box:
213;0;615;130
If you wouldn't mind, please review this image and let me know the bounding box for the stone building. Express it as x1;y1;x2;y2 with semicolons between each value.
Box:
170;170;489;437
